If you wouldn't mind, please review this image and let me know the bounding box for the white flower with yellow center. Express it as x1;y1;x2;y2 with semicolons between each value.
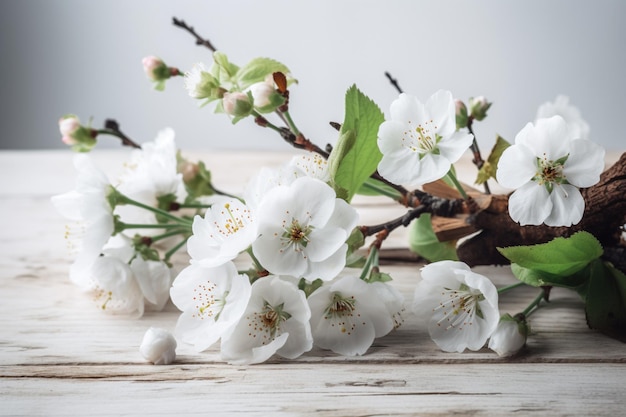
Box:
252;176;358;281
496;115;605;226
51;154;116;288
377;91;474;187
220;276;312;365
170;262;251;352
307;276;395;356
187;198;258;267
412;261;499;353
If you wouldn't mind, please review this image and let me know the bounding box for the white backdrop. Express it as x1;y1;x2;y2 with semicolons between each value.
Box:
1;0;625;151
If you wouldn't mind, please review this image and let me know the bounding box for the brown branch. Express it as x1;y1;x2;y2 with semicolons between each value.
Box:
466;118;491;194
384;71;404;94
98;120;142;149
172;17;217;52
457;153;626;268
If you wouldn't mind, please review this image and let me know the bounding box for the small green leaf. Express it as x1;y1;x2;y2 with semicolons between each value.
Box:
356;177;402;199
236;57;290;90
408;213;458;262
367;271;393;283
510;263;589;290
476;135;511;185
327;129;356;200
183;161;215;201
211;52;239;84
584;260;626;341
327;85;385;202
498;231;603;277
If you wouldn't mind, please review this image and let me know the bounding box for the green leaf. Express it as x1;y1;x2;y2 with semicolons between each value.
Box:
356;177;402;199
475;135;511;185
498;231;603;276
327;85;385;202
584;260;626;341
510;263;589;290
211;52;239;84
408;213;458;262
236;57;290;90
327;129;356;200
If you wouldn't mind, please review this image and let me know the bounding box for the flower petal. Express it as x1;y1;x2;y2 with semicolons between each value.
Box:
544;184;585;227
508;182;552;225
425;90;455;137
437;131;474;165
563;139;605;188
390;93;425;124
496;144;537;188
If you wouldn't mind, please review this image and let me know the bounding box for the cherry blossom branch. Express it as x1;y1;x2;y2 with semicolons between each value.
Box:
384;71;404;94
172;17;217;52
97;119;142;149
466;117;491;194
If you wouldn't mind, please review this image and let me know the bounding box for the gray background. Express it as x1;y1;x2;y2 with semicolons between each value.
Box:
2;0;625;152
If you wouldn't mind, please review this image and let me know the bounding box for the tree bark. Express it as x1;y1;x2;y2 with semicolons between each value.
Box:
456;152;626;270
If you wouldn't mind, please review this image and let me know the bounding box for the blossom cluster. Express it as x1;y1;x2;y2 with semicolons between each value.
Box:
53;43;612;364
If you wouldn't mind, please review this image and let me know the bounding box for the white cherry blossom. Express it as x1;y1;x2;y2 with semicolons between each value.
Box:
252;176;358;281
170;262;251;352
220;276;312;365
187;197;258;267
115;128;186;234
51;154;115;288
412;261;500;353
377;91;474;187
496;115;605;226
308;276;395;356
536;95;590;140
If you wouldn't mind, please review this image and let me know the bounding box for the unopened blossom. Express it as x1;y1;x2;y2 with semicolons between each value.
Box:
308;276;395;356
57;115;96;151
247;81;275;109
187;198;258;267
488;314;529;357
220;276;313;365
468;96;491;121
377;91;474;187
252;176;359;281
142;56;169;81
51;154;116;288
170;262;251;351
412;261;500;353
140;327;177;365
536;95;590;140
496;115;605;226
222;92;252;117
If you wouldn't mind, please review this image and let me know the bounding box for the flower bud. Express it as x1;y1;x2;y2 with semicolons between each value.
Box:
59;115;80;137
469;96;492;121
142;56;170;81
488;313;529;357
58;114;96;152
249;82;274;108
455;99;468;130
139;327;177;365
222;92;253;117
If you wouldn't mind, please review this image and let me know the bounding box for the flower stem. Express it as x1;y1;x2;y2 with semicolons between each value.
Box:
149;228;190;243
445;170;468;200
119;222;188;230
164;238;189;262
467;119;491;195
117;193;192;226
360;179;403;200
497;281;526;294
246;247;266;275
282;110;300;136
359;246;379;281
522;289;546;318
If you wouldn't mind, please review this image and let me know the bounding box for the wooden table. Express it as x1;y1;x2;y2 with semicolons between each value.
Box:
1;150;624;416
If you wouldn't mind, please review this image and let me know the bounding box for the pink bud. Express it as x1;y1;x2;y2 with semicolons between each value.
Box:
222;92;252;116
61;135;78;145
142;56;165;80
59;116;80;137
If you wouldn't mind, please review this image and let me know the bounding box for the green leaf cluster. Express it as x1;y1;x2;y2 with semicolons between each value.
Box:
475;135;510;185
327;85;385;202
408;213;458;262
183;161;215;202
499;232;626;341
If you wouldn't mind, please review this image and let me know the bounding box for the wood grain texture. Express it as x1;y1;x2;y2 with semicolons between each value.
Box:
1;150;624;416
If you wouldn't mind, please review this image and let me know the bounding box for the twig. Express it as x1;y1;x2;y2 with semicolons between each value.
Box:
384;71;404;94
172;17;217;52
100;120;142;149
467;118;491;194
